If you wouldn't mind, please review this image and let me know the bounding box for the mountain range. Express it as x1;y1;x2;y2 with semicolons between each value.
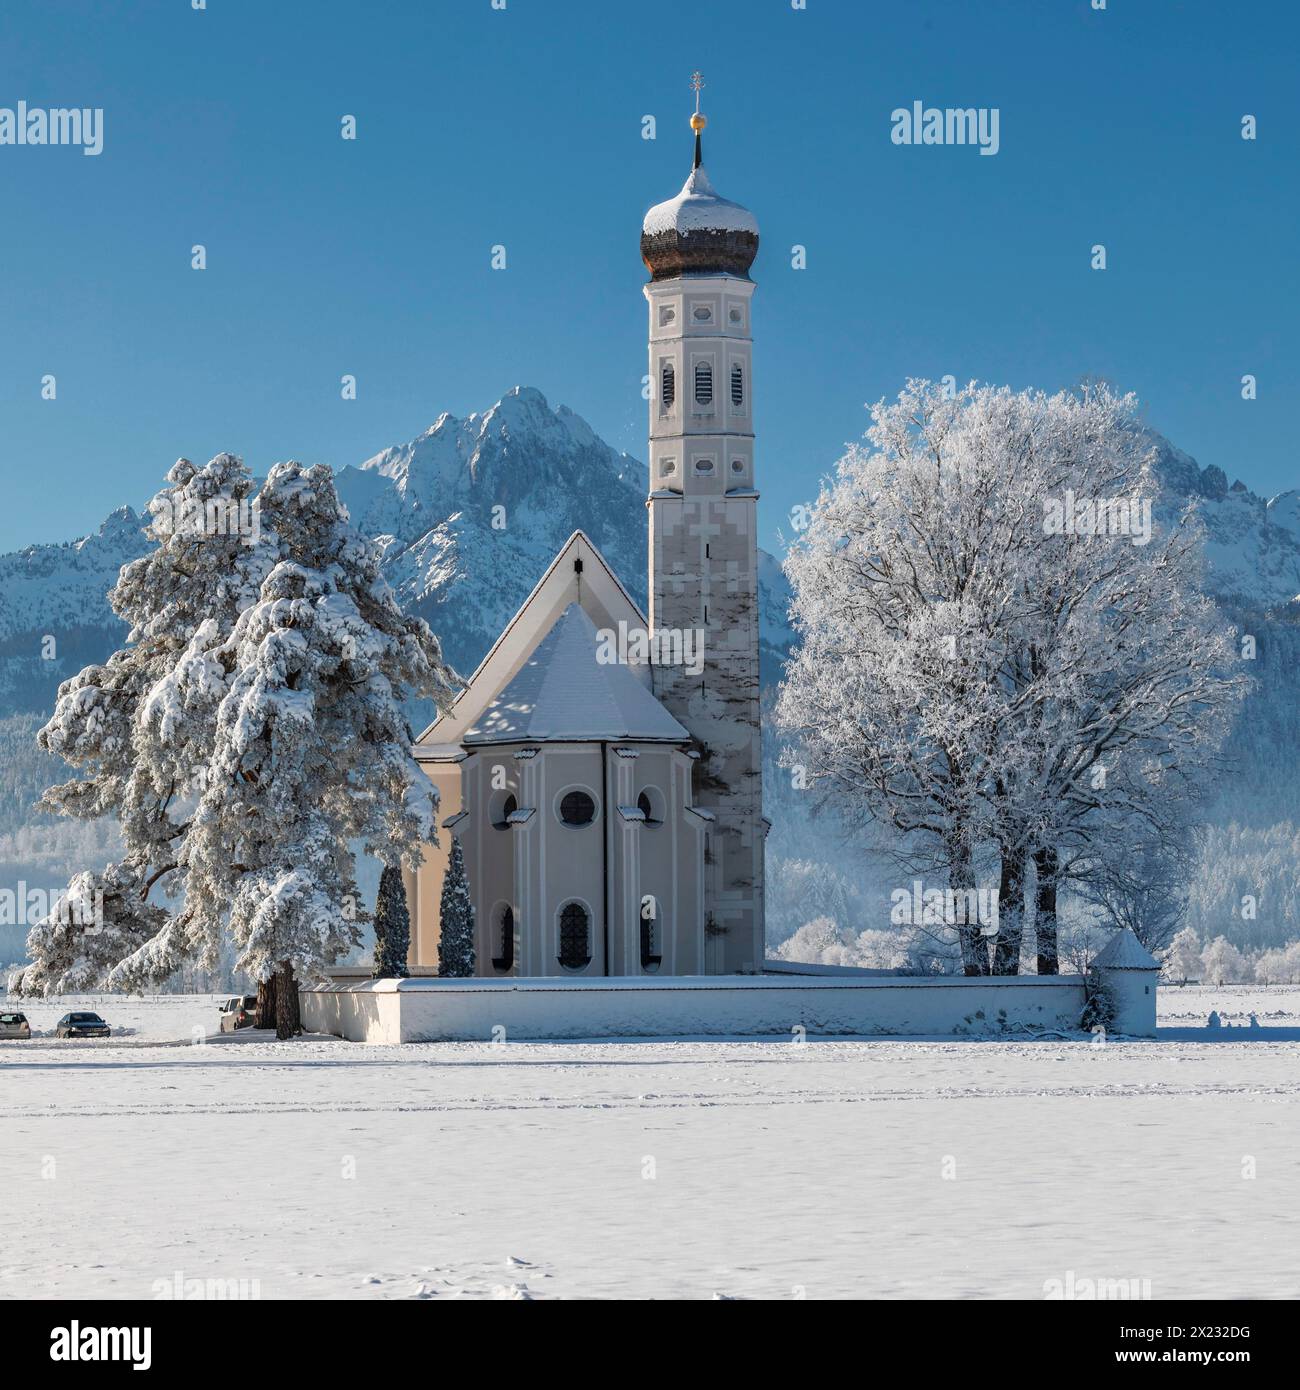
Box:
0;385;1295;827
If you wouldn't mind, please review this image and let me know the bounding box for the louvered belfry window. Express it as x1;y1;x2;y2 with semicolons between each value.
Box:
694;361;713;405
559;902;591;969
731;363;744;407
662;363;675;408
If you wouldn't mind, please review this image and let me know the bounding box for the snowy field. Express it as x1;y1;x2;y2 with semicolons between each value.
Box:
2;986;1298;1300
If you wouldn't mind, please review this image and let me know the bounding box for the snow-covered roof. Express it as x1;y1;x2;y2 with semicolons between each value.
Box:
642;165;758;238
464;604;690;746
1094;929;1160;971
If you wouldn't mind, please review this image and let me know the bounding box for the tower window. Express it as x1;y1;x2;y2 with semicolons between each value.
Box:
731;364;744;407
492;904;514;972
694;458;714;475
637;789;664;827
492;792;517;830
558;901;592;970
559;790;596;827
694;362;713;406
661;363;675;409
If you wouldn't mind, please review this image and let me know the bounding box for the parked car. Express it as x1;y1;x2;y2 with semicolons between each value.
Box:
219;995;259;1033
0;1011;31;1040
54;1011;111;1039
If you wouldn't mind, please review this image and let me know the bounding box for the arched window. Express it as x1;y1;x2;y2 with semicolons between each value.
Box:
637;789;664;828
640;906;662;970
492;904;514;971
559;790;596;827
661;363;675;409
491;793;517;830
694;361;713;406
731;363;744;407
558;902;591;970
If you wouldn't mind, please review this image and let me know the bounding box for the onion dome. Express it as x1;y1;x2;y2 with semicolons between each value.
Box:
640;90;758;280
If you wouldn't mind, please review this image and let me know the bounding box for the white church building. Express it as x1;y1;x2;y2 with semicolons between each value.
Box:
305;85;1160;1042
404;95;768;979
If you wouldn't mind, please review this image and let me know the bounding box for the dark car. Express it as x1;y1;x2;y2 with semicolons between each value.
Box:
0;1011;31;1040
218;995;259;1033
55;1011;111;1039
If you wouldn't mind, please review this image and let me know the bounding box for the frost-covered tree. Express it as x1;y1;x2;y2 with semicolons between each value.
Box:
1201;935;1250;986
15;455;271;995
776;380;1247;977
180;462;457;1036
1068;810;1197;955
1164;926;1204;984
17;457;457;1036
437;838;475;978
373;865;411;979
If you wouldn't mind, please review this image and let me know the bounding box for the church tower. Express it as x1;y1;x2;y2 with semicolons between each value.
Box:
640;75;765;973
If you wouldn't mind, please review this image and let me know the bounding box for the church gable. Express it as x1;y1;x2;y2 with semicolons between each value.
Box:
416;531;648;755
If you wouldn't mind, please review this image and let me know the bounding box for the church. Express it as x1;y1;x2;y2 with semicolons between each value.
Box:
403;88;768;979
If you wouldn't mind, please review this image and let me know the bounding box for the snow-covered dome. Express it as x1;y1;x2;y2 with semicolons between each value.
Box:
641;122;758;280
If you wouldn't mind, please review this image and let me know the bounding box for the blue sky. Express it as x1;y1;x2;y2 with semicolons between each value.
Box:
1;0;1296;555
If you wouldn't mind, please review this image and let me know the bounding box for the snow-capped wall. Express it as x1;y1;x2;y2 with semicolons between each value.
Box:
301;971;1131;1042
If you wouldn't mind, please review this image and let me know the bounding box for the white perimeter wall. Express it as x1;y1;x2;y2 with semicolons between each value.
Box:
299;972;1155;1043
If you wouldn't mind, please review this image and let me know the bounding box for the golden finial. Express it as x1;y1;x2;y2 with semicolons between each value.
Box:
690;70;707;133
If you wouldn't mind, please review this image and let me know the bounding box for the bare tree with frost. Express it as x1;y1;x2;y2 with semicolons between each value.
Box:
776;381;1247;975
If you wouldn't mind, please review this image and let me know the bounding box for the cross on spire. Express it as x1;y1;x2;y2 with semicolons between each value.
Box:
689;71;707;169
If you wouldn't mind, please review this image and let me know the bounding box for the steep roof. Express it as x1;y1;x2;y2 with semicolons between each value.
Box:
464;604;689;746
1094;928;1160;971
416;530;648;753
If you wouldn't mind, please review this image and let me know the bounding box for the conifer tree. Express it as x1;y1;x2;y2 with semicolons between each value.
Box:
373;865;411;979
437;838;475;978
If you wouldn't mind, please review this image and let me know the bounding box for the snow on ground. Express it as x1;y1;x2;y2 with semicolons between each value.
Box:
2;986;1298;1300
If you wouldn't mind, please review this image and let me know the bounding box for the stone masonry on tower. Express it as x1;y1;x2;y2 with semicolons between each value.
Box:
640;82;766;973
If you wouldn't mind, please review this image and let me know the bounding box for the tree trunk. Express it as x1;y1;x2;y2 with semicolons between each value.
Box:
255;974;277;1029
275;961;300;1040
991;845;1026;975
950;838;989;976
1034;846;1059;975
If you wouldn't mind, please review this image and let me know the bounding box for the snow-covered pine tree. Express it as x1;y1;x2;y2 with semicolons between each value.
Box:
17;456;458;1034
181;462;457;1036
437;838;475;978
373;865;411;979
16;455;271;994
